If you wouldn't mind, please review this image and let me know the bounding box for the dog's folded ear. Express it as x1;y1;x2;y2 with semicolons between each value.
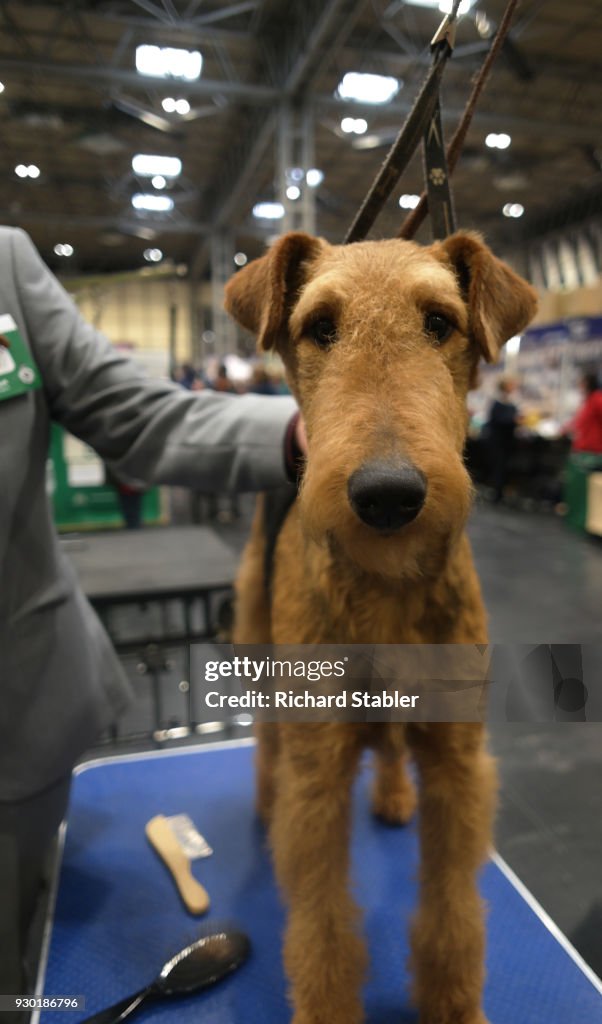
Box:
224;232;323;351
437;232;538;363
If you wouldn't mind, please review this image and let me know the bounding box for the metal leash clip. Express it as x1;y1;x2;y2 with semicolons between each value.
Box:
431;13;457;53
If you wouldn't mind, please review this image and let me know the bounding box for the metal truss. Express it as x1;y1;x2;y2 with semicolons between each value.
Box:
277;104;317;235
2;0;601;282
0;56;278;101
95;0;256;40
0;210;213;233
209;230;238;358
189;0;367;277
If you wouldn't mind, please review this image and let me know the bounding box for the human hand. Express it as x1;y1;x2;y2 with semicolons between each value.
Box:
285;412;307;482
294;415;307;456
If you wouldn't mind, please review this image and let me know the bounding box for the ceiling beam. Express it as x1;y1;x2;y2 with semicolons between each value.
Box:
0;208;271;242
0;55;598;146
0;210;212;233
516;182;602;243
190;0;368;276
82;5;252;43
128;0;259;28
0;56;279;102
316;95;600;145
338;37;602;88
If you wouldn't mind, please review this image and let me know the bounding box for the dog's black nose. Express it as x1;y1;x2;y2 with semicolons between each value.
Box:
347;461;427;532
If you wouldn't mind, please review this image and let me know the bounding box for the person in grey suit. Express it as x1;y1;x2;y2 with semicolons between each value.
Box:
0;227;302;995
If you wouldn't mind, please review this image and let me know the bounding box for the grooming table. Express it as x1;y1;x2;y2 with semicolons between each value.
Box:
35;741;602;1024
62;526;239;606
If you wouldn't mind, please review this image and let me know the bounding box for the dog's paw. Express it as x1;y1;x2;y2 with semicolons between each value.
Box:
372;779;417;825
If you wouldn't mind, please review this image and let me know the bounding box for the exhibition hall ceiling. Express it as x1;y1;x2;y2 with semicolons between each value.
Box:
0;0;601;274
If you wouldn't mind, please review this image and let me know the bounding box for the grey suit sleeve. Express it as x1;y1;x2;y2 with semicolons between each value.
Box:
11;229;297;491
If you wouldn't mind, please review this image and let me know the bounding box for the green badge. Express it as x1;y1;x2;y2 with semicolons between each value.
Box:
0;314;42;400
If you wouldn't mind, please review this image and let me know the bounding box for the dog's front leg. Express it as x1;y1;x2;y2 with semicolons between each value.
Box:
408;723;497;1024
270;724;366;1024
255;722;281;825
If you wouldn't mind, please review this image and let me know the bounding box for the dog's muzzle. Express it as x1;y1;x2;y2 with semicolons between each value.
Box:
347;460;427;533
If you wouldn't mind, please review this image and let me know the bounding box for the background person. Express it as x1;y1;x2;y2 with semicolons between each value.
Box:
567;370;602;454
212;362;236;393
485;376;520;503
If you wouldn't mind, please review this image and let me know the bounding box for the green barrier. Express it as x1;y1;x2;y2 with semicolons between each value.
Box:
564;452;602;532
48;423;163;531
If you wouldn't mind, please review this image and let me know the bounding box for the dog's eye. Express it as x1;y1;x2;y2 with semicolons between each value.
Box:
424;312;454;344
310;318;337;348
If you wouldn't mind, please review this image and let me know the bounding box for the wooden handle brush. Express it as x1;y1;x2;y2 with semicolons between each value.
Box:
145;814;210;915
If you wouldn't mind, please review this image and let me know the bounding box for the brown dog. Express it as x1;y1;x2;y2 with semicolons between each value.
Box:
225;232;537;1024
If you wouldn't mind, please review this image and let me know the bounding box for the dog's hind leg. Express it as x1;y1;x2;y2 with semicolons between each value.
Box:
372;748;417;826
270;724;367;1024
407;723;497;1024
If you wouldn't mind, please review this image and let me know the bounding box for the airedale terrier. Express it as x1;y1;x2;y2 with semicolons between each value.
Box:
225;231;537;1024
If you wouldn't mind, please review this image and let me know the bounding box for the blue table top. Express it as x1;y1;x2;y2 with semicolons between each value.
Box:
37;740;602;1024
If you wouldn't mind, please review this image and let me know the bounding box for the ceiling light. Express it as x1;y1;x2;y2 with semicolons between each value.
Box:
352;133;391;151
15;163;40;178
136;45;202;81
288;167;304;183
53;243;74;257
131;227;157;241
439;0;475;12
336;72;400;104
132;154;181;177
252;201;285;220
0;82;4;94
99;232;126;247
132;193;174;212
162;97;191;115
402;0;476;12
493;172;528;191
306;168;324;188
143;247;163;262
475;11;493;36
486;132;512;149
152;175;167;189
502;202;524;218
233;252;248;267
77;132;127;157
286;185;301;200
341;117;368;135
399;193;420;209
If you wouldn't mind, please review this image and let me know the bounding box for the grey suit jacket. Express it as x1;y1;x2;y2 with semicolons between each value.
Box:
0;227;295;800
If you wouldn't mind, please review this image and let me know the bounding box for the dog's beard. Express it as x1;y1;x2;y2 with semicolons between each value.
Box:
299;459;472;583
319;515;459;583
